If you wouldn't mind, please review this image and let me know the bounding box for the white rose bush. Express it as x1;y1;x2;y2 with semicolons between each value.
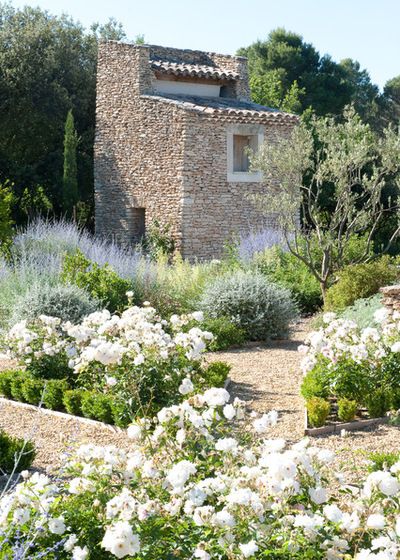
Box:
0;305;223;424
299;309;400;421
1;384;400;559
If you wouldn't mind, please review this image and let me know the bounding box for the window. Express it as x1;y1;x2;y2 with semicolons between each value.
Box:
130;207;146;243
227;126;264;182
233;135;258;172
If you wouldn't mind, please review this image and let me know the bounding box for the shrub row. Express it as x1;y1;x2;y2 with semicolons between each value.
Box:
0;370;129;426
0;429;35;473
0;361;230;428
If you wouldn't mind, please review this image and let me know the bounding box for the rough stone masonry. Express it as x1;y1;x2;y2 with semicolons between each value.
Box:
94;41;298;260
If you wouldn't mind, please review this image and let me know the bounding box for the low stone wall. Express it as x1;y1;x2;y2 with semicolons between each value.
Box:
380;285;400;314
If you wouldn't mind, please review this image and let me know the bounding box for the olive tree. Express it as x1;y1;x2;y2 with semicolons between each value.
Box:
251;107;400;300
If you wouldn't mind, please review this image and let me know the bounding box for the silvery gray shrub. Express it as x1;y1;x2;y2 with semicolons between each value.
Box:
10;283;101;326
199;271;298;340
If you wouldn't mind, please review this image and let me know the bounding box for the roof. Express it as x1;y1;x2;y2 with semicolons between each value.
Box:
141;93;298;122
150;60;239;81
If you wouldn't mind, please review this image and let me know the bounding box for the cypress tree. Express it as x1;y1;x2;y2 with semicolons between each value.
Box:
62;110;79;216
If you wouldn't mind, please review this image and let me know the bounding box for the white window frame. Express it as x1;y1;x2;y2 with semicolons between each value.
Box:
227;124;264;183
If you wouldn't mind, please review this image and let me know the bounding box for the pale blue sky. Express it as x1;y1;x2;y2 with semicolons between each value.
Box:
10;0;400;89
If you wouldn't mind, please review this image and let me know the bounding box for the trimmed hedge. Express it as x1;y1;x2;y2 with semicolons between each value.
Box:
0;429;35;473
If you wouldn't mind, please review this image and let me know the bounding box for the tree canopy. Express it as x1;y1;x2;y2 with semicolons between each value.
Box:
0;3;126;226
238;28;394;128
250;107;400;299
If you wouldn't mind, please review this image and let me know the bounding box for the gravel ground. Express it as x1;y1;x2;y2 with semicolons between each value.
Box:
0;400;135;473
0;321;399;478
208;318;400;478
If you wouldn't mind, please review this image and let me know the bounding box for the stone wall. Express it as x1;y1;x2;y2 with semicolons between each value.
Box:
95;42;187;249
180;112;295;259
380;285;400;314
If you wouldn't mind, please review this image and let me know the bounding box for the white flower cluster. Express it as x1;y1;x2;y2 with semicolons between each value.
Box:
299;309;400;375
1;387;399;559
3;306;213;391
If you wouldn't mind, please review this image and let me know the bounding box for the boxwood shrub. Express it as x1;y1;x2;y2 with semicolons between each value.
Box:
0;430;35;473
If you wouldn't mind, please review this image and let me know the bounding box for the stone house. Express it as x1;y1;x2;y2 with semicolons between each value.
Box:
94;42;298;259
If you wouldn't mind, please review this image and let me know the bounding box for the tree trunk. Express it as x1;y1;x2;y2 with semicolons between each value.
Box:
320;281;328;305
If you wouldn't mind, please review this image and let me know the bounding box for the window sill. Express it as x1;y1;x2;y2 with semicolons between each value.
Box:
227;171;262;183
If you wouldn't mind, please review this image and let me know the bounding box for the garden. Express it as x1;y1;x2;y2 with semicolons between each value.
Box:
1;105;400;559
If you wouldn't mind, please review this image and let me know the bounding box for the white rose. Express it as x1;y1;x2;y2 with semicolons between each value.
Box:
48;516;66;535
127;423;142;440
179;378;194;395
366;513;385;529
72;546;89;560
239;540;259;558
223;403;236;420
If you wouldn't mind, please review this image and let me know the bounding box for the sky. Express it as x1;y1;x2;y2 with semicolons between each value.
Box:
10;0;400;90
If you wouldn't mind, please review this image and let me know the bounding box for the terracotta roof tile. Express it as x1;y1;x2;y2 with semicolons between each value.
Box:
150;60;239;81
141;93;298;122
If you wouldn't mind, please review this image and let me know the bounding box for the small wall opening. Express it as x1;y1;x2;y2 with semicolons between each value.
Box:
130;207;146;243
233;134;258;172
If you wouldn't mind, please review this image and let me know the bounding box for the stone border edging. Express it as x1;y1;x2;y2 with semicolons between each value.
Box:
0;397;125;434
304;407;389;436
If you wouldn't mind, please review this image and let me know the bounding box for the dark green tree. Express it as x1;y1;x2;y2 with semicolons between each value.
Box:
62;110;79;216
379;76;400;128
0;3;126;225
238;28;379;120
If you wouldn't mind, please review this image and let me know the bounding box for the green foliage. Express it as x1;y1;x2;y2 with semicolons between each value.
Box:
42;379;69;410
341;294;383;329
251;108;400;300
249;71;304;113
199;271;298;341
21;377;45;405
239;28;379;119
324;256;398;311
61;250;133;312
10;372;31;402
201;361;230;388
143;220;175;260
20;185;53;221
0;4;126;224
0;369;20;399
0;430;35;473
134;254;222;317
202;317;246;351
10;282;100;326
110;398;132;428
25;353;71;382
337;398;358;422
252;247;322;313
81;391;114;424
306;397;331;428
63;388;87;416
62;110;79;216
364;388;391;419
330;360;370;402
0;182;14;254
367;451;400;472
300;366;330;400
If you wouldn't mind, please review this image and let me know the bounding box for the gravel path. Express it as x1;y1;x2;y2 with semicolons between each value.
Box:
0;321;399;478
208;319;400;477
0;400;135;473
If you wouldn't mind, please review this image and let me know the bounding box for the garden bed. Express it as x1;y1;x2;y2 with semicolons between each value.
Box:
304;406;389;436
